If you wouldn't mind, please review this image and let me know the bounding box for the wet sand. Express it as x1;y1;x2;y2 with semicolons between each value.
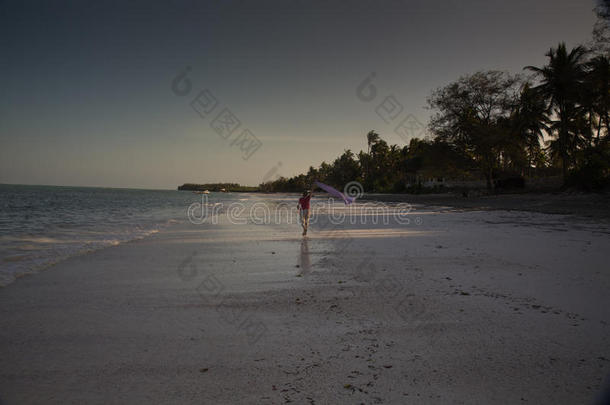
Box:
0;197;609;404
363;192;610;221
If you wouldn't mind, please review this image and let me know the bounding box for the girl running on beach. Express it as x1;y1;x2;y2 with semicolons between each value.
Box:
297;189;313;236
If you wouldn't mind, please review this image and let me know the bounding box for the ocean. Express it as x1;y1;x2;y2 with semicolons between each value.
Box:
0;184;233;286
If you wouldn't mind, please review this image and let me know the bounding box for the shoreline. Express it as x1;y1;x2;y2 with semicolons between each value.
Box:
361;191;610;221
1;198;608;403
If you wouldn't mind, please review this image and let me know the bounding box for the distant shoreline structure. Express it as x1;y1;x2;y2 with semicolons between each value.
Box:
177;183;259;192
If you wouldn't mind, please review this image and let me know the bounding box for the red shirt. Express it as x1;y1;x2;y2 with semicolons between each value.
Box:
298;195;311;210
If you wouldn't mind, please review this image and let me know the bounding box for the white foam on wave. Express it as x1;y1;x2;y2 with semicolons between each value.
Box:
0;225;168;287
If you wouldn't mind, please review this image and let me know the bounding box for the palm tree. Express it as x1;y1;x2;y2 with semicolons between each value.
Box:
592;0;610;54
512;83;551;175
585;55;610;142
365;130;380;188
366;130;380;155
525;43;588;183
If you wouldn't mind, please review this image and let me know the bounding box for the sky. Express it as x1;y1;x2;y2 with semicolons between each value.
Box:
0;0;599;189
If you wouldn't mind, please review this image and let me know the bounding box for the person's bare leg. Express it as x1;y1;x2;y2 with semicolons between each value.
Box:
300;210;306;235
303;211;309;236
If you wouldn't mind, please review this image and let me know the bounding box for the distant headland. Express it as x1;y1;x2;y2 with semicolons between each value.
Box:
177;183;259;192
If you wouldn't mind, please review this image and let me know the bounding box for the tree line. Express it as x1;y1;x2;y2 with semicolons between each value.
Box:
260;4;609;193
178;183;258;192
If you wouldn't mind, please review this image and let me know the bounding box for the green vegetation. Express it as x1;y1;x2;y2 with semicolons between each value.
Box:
261;4;609;193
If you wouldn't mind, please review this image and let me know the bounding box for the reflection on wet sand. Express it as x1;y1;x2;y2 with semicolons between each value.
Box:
298;237;311;275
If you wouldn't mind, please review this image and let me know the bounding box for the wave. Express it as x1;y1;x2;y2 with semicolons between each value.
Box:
0;222;172;287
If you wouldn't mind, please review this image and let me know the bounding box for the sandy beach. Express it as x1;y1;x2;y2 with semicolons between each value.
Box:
1;195;609;404
3;0;609;402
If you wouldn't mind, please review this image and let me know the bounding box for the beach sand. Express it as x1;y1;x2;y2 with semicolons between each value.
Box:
1;196;609;404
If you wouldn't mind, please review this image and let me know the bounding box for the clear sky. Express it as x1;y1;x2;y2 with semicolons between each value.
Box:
0;0;598;189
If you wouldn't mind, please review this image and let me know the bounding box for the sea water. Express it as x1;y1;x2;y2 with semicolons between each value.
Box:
0;184;237;286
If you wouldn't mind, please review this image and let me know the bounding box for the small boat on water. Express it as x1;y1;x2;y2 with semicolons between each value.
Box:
193;190;210;194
